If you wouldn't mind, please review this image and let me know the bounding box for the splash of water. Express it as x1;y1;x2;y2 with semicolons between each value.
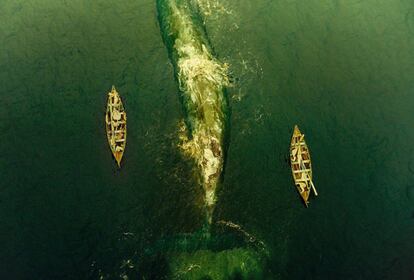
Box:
157;0;230;224
192;0;232;20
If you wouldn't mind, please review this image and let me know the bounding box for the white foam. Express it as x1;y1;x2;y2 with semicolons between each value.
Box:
167;0;230;223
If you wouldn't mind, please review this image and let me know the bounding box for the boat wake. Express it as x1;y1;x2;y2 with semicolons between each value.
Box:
157;0;230;224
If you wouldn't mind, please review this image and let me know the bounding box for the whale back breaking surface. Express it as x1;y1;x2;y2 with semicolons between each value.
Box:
157;0;230;223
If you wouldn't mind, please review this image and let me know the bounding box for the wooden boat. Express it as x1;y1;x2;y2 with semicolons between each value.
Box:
105;86;127;167
290;125;317;206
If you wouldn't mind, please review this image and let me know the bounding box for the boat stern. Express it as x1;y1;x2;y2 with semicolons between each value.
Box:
300;189;310;207
115;152;123;167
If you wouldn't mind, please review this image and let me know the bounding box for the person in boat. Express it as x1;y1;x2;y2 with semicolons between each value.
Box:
116;131;125;142
109;91;119;105
297;182;308;193
110;136;116;148
292;142;302;163
111;109;122;127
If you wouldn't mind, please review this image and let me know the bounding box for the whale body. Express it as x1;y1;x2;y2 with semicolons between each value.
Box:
157;0;229;223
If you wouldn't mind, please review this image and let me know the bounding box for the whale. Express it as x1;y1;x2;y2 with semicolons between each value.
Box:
157;0;230;224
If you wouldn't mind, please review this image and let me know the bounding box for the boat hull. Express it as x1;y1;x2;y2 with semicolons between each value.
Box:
105;86;127;167
290;125;316;206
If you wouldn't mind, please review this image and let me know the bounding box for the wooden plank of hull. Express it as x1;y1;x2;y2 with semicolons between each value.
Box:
105;85;127;167
290;125;316;206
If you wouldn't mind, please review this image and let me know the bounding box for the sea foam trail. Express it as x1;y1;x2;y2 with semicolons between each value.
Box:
157;0;229;224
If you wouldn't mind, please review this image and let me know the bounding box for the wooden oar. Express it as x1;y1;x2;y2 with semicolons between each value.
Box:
300;160;318;196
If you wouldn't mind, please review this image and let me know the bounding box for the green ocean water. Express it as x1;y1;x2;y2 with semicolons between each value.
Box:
1;0;414;279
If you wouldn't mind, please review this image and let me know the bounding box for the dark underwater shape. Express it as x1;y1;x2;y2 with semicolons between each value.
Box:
138;224;269;279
